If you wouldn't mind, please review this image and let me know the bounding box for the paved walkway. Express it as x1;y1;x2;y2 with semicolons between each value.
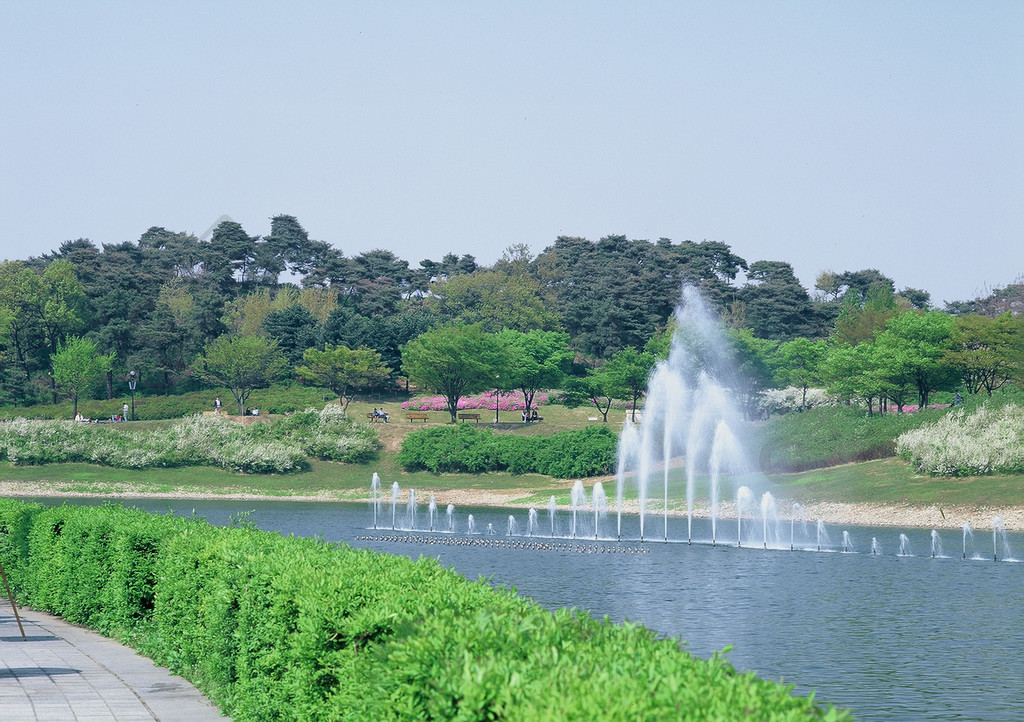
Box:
0;599;225;721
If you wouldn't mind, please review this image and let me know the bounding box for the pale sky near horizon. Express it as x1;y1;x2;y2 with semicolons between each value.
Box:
1;1;1021;305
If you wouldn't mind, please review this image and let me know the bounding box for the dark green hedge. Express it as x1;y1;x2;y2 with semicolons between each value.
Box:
0;499;845;721
398;424;618;478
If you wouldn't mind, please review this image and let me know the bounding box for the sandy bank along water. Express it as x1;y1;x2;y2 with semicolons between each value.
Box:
2;480;1021;533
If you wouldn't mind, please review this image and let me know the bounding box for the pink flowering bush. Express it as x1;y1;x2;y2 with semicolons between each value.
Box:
402;391;551;412
885;404;950;414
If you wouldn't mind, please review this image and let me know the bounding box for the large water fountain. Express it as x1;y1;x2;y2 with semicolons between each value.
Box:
365;286;1018;561
364;478;1016;561
615;285;757;543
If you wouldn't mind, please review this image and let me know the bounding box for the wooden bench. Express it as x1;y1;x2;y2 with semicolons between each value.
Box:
405;412;429;422
458;412;481;423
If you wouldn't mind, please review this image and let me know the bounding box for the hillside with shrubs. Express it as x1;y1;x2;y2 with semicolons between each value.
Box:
0;215;1019;480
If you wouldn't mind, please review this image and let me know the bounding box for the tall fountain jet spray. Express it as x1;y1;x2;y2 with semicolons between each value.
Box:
615;286;755;544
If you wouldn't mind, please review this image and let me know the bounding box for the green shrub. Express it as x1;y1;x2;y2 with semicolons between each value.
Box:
398;425;617;478
0;499;845;721
0;499;43;593
534;425;617;477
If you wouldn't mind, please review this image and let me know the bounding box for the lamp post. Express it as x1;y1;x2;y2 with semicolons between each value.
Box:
494;376;500;424
128;370;137;421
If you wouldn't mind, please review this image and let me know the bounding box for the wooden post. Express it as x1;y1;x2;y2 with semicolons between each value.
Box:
0;560;27;640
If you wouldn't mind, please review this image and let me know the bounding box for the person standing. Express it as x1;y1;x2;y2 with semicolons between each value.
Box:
123;402;129;421
215;396;222;413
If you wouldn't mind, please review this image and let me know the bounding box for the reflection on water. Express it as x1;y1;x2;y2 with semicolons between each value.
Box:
30;497;1024;720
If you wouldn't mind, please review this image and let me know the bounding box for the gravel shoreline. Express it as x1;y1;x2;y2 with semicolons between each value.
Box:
4;481;1021;532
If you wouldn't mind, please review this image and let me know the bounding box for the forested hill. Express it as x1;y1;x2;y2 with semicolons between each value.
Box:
0;214;1019;408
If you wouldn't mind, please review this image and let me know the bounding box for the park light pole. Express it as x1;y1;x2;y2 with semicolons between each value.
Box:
128;370;137;421
494;375;500;424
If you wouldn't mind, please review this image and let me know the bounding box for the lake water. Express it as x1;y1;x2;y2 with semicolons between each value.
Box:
31;497;1024;720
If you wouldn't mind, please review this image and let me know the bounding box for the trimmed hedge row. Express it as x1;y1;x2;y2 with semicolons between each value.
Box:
398;424;618;478
0;499;845;720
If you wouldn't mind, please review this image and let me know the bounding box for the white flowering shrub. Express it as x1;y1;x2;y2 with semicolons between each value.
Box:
758;387;841;416
266;406;379;463
213;439;306;474
896;404;1024;476
317;404;347;423
0;406;378;474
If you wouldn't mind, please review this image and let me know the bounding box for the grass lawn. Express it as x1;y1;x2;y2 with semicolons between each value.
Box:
4;451;1022;512
768;458;1024;507
1;397;1021;511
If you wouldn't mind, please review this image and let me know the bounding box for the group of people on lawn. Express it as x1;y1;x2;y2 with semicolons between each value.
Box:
213;397;259;416
75;402;131;423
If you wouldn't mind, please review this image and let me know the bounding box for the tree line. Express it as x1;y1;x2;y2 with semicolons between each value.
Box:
1;214;1021;416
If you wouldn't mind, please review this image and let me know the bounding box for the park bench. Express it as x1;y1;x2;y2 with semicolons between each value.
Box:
458;412;481;423
366;412;388;423
405;412;429;422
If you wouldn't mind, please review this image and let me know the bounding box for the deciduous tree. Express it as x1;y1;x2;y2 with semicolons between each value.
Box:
0;261;45;384
496;329;573;417
436;270;561;332
51;335;114;418
296;344;391;413
941;313;1020;396
771;337;827;409
727;329;775;419
875;311;957;409
605;347;655;422
560;372;620;423
401;324;504;423
194;335;288;415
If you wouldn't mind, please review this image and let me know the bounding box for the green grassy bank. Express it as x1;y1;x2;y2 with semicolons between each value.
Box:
3;456;1020;511
1;395;1021;512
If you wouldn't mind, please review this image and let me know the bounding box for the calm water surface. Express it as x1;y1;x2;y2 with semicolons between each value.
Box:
34;497;1024;720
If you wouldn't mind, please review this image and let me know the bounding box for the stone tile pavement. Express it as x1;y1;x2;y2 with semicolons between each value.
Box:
0;599;226;721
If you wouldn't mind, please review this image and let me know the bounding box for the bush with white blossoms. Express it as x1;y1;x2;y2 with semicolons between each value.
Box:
896;404;1024;476
758;387;841;416
0;406;379;474
300;405;379;463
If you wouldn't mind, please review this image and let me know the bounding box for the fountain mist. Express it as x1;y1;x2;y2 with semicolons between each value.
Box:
615;286;756;547
370;473;381;529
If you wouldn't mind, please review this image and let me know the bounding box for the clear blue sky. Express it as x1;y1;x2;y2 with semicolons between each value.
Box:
2;1;1021;305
